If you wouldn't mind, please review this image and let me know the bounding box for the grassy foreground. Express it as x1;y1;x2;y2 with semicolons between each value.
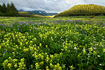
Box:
0;16;105;70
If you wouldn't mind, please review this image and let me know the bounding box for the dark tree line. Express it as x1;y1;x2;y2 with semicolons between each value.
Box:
0;3;19;16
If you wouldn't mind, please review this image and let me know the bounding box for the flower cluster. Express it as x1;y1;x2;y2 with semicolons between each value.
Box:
1;17;105;70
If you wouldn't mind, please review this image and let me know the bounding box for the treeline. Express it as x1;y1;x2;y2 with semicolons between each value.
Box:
0;3;19;16
55;4;105;17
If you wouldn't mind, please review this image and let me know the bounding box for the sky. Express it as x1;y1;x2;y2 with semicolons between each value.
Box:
0;0;105;13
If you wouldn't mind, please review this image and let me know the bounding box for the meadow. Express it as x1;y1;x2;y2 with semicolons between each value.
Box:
0;16;105;70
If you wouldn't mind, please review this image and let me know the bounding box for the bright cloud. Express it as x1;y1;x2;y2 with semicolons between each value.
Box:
0;0;105;13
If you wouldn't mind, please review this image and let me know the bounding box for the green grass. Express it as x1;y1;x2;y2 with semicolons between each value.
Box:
0;16;105;70
55;4;105;17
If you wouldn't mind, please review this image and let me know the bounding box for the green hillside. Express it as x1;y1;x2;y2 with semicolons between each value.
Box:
55;4;105;17
19;11;44;17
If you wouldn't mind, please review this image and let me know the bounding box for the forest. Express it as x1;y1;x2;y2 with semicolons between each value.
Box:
0;3;18;16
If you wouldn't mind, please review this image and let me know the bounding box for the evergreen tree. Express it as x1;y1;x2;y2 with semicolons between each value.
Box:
1;3;7;15
0;3;19;16
7;3;12;16
10;2;18;16
0;4;1;12
0;4;3;16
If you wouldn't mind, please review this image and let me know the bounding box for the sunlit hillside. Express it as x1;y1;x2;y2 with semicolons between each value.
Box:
55;4;105;17
19;12;54;18
19;11;43;17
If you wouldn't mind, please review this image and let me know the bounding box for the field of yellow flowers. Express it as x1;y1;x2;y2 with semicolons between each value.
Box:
0;17;105;70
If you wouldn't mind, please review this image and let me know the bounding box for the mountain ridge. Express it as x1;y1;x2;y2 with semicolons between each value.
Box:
18;9;58;16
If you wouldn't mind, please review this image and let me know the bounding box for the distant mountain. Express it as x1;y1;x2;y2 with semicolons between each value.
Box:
18;9;58;16
55;4;105;17
18;9;24;12
27;10;46;14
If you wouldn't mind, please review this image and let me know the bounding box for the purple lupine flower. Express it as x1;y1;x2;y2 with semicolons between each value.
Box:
30;21;33;23
4;50;7;54
12;23;14;25
93;47;97;50
11;25;13;27
34;23;37;25
21;23;23;26
35;27;37;30
100;25;102;27
82;31;84;34
24;22;26;23
17;25;19;27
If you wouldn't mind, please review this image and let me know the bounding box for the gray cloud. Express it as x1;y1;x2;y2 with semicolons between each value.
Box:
84;0;105;6
0;0;105;13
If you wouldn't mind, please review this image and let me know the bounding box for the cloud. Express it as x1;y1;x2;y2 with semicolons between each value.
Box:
0;0;105;13
84;0;105;6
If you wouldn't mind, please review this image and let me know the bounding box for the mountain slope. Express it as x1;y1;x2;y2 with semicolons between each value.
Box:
55;4;105;17
19;11;43;17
